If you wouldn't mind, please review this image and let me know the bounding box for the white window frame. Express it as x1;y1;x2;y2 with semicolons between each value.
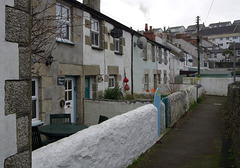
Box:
152;44;155;62
109;76;115;89
32;78;39;122
164;49;167;65
158;47;162;64
91;19;100;47
144;74;149;91
56;3;71;41
114;38;120;53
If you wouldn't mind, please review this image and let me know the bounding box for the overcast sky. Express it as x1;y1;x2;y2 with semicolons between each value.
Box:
78;0;240;31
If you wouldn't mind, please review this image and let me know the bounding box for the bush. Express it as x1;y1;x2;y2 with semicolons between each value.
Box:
104;85;123;100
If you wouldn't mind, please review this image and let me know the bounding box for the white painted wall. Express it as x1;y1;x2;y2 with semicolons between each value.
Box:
183;77;239;96
0;0;18;166
32;104;159;168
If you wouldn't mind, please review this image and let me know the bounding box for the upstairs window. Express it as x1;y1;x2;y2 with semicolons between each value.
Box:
114;38;120;53
91;19;100;47
164;49;167;65
158;47;162;64
152;44;155;62
56;3;71;41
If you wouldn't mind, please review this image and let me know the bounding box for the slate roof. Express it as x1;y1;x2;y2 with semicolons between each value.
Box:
200;25;240;36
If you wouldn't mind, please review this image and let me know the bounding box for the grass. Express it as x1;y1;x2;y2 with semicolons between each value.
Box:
125;153;145;168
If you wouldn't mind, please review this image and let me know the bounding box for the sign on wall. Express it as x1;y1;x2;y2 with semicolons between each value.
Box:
57;77;65;86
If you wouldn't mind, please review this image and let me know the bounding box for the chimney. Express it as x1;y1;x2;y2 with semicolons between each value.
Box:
150;26;152;32
83;0;100;12
145;23;148;32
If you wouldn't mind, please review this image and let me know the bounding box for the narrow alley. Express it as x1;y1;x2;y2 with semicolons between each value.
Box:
128;96;232;168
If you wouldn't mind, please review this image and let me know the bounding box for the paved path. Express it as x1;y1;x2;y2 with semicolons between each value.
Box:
128;96;230;168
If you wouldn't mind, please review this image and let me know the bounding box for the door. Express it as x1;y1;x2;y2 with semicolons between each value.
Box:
64;77;75;123
85;77;90;98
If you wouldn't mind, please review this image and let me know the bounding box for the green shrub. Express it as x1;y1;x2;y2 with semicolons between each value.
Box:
104;85;123;100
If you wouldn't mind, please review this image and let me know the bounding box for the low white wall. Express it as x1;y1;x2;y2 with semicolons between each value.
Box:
32;104;158;168
84;99;152;126
183;77;239;96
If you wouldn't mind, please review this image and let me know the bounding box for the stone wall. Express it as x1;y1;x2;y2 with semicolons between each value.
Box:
32;104;159;168
227;82;240;167
166;85;204;127
2;0;31;167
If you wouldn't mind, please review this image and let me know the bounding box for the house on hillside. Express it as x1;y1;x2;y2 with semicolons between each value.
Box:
200;25;240;49
186;24;205;35
1;0;31;167
209;21;231;28
167;26;186;36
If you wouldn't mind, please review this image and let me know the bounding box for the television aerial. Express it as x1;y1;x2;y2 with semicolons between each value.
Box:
135;36;147;49
110;28;123;38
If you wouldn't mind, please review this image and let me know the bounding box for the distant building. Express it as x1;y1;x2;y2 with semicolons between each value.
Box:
233;20;240;26
186;24;205;35
167;26;186;35
209;21;231;28
200;25;240;49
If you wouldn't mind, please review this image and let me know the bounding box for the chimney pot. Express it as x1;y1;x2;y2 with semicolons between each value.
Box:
150;26;152;32
145;23;148;32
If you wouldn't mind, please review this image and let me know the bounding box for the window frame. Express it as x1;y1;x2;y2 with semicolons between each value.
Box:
114;38;120;53
151;44;155;62
32;78;39;122
56;3;71;41
144;74;149;91
158;47;162;64
164;49;167;65
91;18;100;47
109;76;115;89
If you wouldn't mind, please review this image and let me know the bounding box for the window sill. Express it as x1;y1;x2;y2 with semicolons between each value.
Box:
32;120;44;127
56;38;75;46
91;45;104;51
114;51;123;56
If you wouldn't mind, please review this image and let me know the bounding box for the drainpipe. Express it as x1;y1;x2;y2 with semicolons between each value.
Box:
131;29;134;96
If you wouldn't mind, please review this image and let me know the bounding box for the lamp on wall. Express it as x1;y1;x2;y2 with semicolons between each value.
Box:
46;53;54;66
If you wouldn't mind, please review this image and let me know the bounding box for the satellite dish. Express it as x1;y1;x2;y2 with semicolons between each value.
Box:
110;28;123;38
188;59;193;62
179;57;185;62
136;36;147;49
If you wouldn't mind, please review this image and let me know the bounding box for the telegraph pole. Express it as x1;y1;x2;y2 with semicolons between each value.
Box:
196;16;200;85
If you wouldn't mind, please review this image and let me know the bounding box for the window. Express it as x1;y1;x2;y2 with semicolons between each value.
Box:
144;74;149;91
158;47;162;64
152;44;155;62
158;74;161;85
233;36;238;39
56;3;71;41
164;73;167;84
214;54;217;58
114;38;120;53
237;50;240;56
143;47;147;61
91;19;100;47
154;74;157;89
164;49;167;65
220;38;223;41
109;76;115;88
32;78;39;121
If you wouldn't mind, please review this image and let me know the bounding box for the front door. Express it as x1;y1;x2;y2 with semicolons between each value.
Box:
64;77;75;123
